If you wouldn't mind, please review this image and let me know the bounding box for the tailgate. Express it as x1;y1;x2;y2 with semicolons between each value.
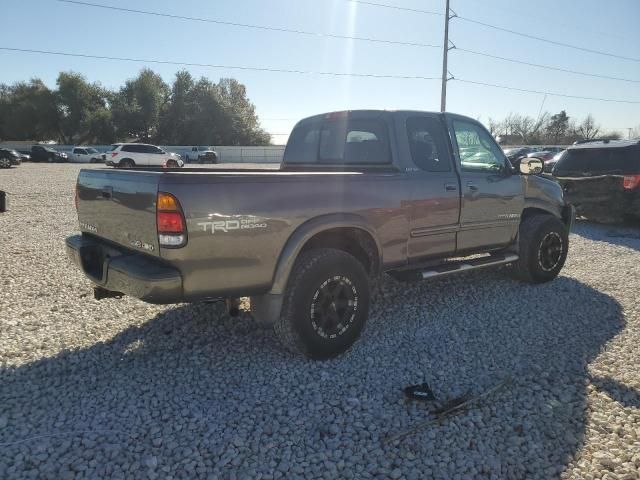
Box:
76;169;161;256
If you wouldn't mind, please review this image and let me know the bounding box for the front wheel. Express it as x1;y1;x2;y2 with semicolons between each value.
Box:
118;159;135;168
274;248;370;359
0;157;11;168
514;215;569;283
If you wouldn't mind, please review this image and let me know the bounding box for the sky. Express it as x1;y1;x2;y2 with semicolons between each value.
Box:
1;0;639;144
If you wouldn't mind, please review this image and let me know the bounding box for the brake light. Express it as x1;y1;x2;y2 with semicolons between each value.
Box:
111;152;119;158
157;192;186;247
623;175;640;190
157;212;184;233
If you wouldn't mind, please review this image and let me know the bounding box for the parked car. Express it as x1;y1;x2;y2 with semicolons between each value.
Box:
104;143;184;168
503;147;537;167
527;150;556;162
0;148;21;168
543;150;566;173
69;146;103;163
186;146;218;163
67;110;575;359
30;145;68;163
553;140;640;222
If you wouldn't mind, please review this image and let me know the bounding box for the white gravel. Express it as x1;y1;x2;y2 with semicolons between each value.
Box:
1;163;639;480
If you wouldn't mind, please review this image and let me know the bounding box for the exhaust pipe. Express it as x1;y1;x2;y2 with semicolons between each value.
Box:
226;298;241;317
94;287;124;301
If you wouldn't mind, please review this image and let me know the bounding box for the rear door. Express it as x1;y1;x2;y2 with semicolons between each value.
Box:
402;114;460;260
448;117;524;252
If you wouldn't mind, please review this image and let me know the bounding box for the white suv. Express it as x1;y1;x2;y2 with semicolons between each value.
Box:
105;143;184;168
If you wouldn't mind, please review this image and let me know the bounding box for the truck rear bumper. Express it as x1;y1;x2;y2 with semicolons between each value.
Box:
65;234;183;304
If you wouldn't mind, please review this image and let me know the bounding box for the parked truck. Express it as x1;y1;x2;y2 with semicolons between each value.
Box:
66;110;575;359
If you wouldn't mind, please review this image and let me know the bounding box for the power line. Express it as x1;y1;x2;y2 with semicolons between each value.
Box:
456;16;640;63
0;46;441;81
461;3;631;42
58;0;640;83
454;78;640;104
345;0;443;16
455;47;640;84
58;0;440;49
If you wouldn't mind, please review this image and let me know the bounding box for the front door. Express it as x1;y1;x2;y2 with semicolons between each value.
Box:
449;118;524;252
405;114;460;260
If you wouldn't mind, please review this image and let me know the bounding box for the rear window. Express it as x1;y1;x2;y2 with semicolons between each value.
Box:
284;117;391;165
107;144;120;152
555;146;640;175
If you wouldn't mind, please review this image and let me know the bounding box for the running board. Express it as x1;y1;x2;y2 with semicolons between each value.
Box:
390;254;519;282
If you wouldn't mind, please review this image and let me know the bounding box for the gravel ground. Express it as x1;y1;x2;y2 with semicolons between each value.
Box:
1;163;639;480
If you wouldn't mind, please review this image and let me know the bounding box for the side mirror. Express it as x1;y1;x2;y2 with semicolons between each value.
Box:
519;157;543;175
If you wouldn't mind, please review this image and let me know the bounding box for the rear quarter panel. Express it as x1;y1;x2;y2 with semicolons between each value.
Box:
158;171;410;300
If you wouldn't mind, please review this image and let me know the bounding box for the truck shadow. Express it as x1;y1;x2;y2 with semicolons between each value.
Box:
0;272;629;478
572;219;640;251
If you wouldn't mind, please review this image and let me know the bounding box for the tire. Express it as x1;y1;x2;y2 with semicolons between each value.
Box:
166;159;178;168
0;157;11;168
513;214;568;284
47;155;54;163
118;159;135;168
274;248;370;359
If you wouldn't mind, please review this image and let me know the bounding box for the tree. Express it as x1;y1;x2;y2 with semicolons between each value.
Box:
513;112;548;144
112;69;169;141
0;79;57;141
545;111;569;143
576;114;600;140
0;68;269;145
55;72;113;144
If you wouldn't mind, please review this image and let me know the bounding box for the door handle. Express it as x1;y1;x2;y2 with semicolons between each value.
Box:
444;183;457;191
467;182;479;191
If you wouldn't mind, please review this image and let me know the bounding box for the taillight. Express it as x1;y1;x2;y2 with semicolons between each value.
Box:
157;212;184;233
157;192;186;247
111;152;119;157
623;175;640;190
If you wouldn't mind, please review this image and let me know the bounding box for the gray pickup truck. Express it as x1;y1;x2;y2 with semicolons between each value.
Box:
67;110;575;359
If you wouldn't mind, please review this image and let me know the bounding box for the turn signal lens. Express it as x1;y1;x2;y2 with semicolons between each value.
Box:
157;192;179;211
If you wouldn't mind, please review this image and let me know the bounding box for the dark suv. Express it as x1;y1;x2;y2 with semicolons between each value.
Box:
31;145;68;163
553;140;640;221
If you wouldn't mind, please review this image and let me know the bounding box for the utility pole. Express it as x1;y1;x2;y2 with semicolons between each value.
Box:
440;0;451;112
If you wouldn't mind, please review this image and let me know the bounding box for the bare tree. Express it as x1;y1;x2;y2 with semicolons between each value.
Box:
487;117;501;137
577;114;600;140
512;112;548;144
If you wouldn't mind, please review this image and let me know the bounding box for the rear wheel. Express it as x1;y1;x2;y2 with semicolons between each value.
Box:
514;215;568;283
118;159;135;168
0;157;11;168
274;248;370;359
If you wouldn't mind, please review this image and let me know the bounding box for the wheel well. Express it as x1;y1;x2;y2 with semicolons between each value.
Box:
300;227;380;275
521;207;554;223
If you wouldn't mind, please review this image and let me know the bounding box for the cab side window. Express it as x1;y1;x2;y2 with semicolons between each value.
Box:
453;120;506;173
406;116;451;172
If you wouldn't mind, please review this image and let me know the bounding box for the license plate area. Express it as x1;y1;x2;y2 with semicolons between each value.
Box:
79;244;108;283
